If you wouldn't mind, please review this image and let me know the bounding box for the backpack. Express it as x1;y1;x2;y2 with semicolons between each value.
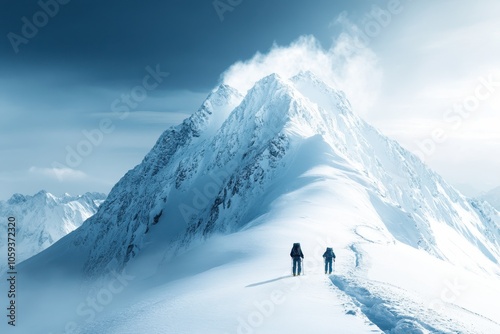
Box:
291;243;302;257
325;247;335;259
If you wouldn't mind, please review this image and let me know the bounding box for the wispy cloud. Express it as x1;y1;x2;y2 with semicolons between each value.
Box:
29;166;87;181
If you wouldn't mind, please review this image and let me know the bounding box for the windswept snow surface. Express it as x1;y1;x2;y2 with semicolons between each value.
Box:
3;73;499;334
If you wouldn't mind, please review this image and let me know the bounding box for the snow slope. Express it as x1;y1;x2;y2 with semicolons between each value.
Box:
0;191;106;273
4;72;499;334
81;168;500;334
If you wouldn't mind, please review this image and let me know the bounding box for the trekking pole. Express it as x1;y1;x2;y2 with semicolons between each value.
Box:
302;258;305;275
291;258;293;276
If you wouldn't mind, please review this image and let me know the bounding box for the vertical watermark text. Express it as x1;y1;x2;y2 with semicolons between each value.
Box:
5;216;17;326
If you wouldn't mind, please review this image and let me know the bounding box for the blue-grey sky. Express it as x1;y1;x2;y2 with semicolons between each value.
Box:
1;0;499;199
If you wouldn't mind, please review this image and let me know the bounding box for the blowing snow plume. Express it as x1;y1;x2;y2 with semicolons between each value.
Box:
221;34;382;116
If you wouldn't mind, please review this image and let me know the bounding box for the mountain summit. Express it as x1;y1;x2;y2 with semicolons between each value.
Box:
12;73;500;334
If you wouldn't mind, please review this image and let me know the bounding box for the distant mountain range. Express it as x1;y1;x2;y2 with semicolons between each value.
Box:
0;190;106;273
479;186;500;210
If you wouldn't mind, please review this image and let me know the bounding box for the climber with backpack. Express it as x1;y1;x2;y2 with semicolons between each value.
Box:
290;243;304;276
323;247;336;274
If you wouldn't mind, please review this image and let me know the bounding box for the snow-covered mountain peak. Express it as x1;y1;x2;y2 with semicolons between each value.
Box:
291;69;317;80
290;70;351;114
290;70;333;92
249;73;292;99
227;73;323;126
132;83;243;181
6;193;27;205
232;72;350;136
188;83;243;139
33;189;58;205
33;189;47;198
211;83;241;102
207;73;322;161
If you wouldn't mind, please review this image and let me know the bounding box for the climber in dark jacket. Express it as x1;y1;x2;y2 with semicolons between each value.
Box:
323;247;336;274
290;243;304;276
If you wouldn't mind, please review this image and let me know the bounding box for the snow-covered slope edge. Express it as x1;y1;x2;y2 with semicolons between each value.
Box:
0;190;106;273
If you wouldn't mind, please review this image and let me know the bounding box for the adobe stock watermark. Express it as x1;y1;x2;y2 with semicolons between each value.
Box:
7;0;72;54
413;73;499;161
48;266;135;334
428;277;468;314
51;64;169;179
340;0;410;49
213;0;243;22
